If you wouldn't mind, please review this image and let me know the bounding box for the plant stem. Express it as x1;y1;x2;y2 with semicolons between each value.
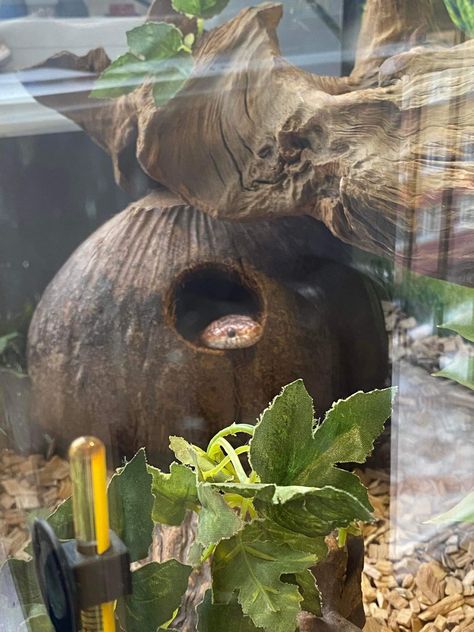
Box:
211;438;248;483
207;424;255;455
202;446;249;481
197;17;204;37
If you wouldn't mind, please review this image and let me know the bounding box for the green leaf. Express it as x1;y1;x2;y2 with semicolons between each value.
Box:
149;462;198;526
320;467;373;514
183;33;195;49
295;570;321;617
169;435;198;465
255;520;328;556
117;560;191;632
433;354;474;391
0;332;20;355
127;22;185;61
196;483;243;547
21;605;54;631
188;541;206;566
311;388;394;471
91;21;193;106
169;436;232;482
282;570;321;617
47;498;74;540
197;589;260;631
90;52;148;99
151;54;194;106
108;448;154;562
428;492;474;524
250;381;393;487
440;318;474;343
212;521;316;632
443;0;474;36
250;380;315;485
171;0;230;19
211;480;372;538
255;485;373;538
0;559;43;618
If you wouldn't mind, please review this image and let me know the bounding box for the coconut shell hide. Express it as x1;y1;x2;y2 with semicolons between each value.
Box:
27;191;387;465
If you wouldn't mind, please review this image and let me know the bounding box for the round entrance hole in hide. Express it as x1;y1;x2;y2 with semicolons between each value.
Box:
27;191;387;466
170;264;265;351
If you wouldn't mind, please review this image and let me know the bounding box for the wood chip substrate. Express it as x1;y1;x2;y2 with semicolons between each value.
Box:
359;468;474;632
1;450;473;632
0;452;71;562
0;302;472;629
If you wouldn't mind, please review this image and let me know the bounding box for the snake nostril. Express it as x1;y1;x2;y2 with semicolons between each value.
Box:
227;328;236;338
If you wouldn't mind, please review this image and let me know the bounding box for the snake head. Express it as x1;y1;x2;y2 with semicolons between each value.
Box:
201;314;263;350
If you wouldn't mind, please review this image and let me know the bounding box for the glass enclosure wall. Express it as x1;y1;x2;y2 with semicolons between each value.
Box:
0;1;473;631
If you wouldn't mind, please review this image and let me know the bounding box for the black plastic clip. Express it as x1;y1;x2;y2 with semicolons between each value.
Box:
32;519;132;632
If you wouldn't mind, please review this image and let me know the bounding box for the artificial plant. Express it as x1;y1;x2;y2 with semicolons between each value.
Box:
0;379;394;632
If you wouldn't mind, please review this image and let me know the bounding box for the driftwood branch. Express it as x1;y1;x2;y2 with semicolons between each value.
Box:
350;0;456;84
23;0;474;277
22;48;147;194
134;3;473;274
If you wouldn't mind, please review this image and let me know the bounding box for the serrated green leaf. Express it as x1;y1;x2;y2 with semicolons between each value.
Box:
151;54;194;106
0;559;43;619
250;380;315;485
197;589;259;631
433;354;474;391
428;492;474;524
250;381;393;487
211;480;371;538
47;498;74;540
196;483;243;547
282;570;321;617
116;560;191;632
90;52;148;99
311;388;394;471
320;467;373;513
26;508;51;531
44;450;155;562
169;435;197;464
108;448;154;562
127;22;185;61
21;605;53;632
172;0;230;19
149;462;198;526
212;521;315;632
256;485;373;538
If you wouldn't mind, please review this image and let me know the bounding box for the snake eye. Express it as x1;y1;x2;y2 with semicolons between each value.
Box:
227;328;236;338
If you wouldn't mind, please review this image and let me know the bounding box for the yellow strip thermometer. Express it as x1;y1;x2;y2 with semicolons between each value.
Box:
69;437;115;632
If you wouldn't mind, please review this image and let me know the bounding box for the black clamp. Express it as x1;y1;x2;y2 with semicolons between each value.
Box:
32;519;132;632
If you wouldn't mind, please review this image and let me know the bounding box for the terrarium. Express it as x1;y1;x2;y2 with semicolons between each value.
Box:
0;1;473;631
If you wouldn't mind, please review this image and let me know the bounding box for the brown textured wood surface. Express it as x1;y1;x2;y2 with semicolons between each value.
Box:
151;515;211;632
24;1;473;278
298;535;366;632
25;48;142;193
350;0;454;85
135;3;473;270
